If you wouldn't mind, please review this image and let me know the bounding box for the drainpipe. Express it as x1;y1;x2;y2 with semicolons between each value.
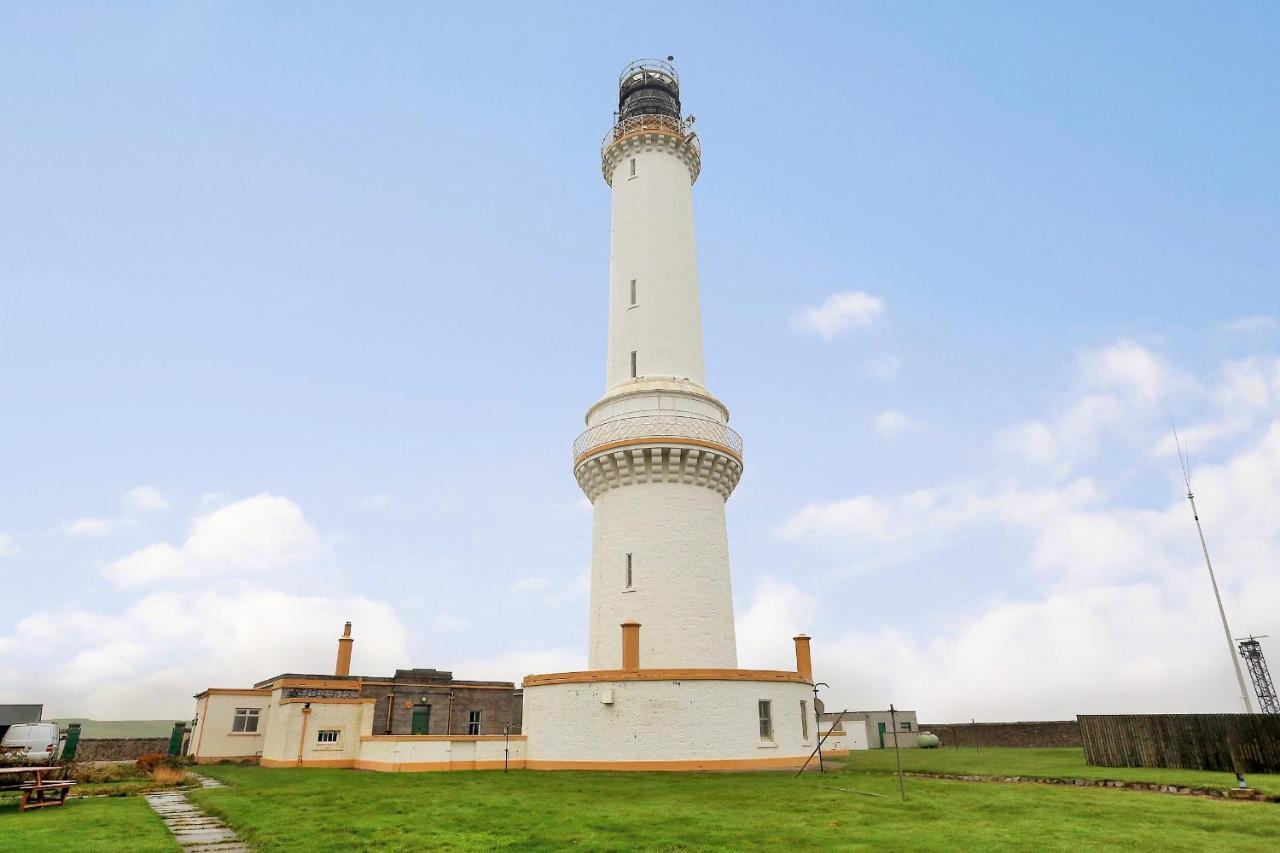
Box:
297;703;312;766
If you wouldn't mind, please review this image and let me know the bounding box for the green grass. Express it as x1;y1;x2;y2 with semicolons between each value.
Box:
187;754;1280;851
0;796;177;851
846;747;1280;795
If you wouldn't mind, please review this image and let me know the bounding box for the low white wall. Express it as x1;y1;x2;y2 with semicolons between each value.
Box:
524;678;814;769
355;736;526;771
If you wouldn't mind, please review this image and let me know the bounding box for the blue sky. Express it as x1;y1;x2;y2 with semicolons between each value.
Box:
2;3;1277;720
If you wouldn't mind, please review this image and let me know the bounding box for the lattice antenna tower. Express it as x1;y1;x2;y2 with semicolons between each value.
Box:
1172;426;1255;713
1236;636;1279;714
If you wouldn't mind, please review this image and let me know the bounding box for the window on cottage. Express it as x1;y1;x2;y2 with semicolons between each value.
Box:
630;279;637;306
900;721;912;731
317;730;339;744
231;708;260;733
630;351;637;378
758;700;774;741
467;710;482;735
625;553;633;588
800;701;810;740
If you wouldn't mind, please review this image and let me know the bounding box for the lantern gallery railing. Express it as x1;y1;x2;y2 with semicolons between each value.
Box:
573;414;743;461
601;113;701;160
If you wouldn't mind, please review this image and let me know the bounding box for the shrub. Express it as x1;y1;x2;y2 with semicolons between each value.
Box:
136;752;169;772
151;765;188;786
70;762;148;783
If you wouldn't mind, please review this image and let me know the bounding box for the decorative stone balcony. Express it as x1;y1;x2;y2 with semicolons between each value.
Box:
573;414;742;462
573;415;743;502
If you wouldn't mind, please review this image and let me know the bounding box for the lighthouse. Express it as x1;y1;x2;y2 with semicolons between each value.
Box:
577;59;740;670
522;60;822;771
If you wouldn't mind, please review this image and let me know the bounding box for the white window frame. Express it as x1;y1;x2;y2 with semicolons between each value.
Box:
316;729;340;745
231;708;260;734
758;700;774;741
467;710;482;736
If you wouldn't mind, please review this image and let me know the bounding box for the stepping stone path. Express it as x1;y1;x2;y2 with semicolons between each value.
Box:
144;774;249;851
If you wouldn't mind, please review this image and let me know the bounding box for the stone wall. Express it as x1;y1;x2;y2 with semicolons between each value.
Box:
75;737;170;761
919;721;1082;748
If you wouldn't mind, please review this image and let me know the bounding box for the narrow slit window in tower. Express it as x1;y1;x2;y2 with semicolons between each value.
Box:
630;351;637;378
630;279;637;306
800;701;809;740
758;700;774;741
630;157;636;177
625;553;633;588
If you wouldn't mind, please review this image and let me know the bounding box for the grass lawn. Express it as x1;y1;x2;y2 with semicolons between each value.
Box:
847;746;1280;795
0;796;177;851
189;753;1280;851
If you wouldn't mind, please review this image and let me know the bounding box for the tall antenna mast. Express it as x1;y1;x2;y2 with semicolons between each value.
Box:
1236;636;1279;714
1173;426;1255;713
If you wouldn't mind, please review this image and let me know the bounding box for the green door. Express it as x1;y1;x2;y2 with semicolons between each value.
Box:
877;722;886;748
411;704;431;735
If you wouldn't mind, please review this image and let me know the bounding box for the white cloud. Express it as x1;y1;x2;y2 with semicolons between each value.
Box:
874;410;921;438
860;353;901;381
360;494;391;511
104;493;325;587
774;336;1280;719
790;291;885;341
125;485;169;512
65;517;113;538
2;588;410;719
1226;315;1278;337
453;645;585;684
0;534;17;558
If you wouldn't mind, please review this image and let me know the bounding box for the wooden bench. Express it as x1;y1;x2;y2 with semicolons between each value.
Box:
18;780;76;812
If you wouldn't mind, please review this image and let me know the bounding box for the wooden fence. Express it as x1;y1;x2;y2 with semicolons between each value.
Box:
1079;714;1280;773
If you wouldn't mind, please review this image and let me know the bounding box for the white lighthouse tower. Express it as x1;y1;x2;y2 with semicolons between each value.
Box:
522;60;821;771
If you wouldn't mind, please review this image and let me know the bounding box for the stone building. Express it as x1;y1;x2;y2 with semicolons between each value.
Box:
252;667;521;737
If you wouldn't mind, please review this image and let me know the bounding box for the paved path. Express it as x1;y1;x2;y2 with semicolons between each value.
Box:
144;774;249;851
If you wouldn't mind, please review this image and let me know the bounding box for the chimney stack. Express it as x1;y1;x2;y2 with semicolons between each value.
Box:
621;622;641;672
335;621;354;676
793;634;813;682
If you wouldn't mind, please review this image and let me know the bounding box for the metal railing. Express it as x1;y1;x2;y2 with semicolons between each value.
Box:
573;414;742;460
601;113;700;160
619;59;679;89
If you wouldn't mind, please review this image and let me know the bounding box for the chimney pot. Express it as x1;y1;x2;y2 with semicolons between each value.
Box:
335;621;355;676
793;634;813;682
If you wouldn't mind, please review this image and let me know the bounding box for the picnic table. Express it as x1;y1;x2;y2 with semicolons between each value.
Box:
0;765;76;812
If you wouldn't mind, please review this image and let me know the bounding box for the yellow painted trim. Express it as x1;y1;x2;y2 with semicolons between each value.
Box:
523;668;810;687
575;437;742;466
192;688;271;699
825;749;851;757
280;697;377;705
194;756;260;765
360;734;527;743
353;759;525;772
525;755;808;772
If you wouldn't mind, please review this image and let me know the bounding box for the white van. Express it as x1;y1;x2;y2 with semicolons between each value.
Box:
0;722;62;759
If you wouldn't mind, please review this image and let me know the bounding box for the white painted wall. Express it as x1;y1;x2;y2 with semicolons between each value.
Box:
524;679;814;763
190;693;270;760
355;737;526;770
606;142;705;390
588;481;737;669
